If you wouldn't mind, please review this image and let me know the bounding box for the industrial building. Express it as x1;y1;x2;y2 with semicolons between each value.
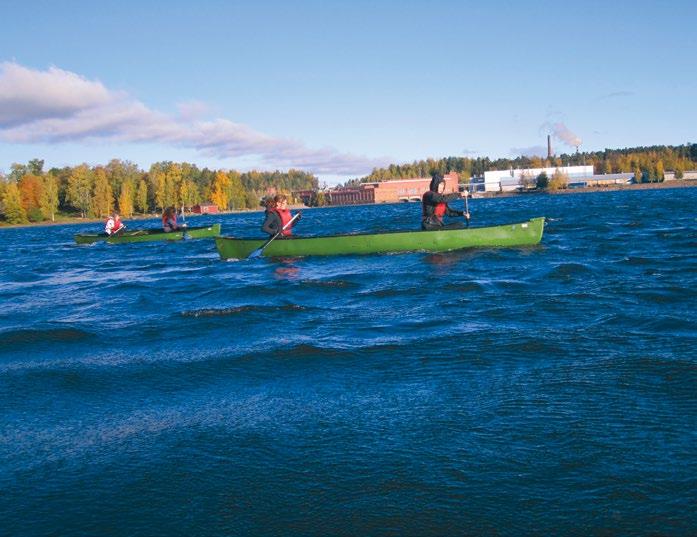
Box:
320;172;460;206
472;165;595;192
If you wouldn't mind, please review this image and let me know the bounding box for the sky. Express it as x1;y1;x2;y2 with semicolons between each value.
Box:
1;0;695;184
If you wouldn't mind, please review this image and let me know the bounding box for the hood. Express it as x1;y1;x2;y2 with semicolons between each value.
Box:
429;173;444;192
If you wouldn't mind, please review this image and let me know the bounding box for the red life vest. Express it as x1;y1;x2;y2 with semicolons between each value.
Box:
162;213;177;227
105;216;122;234
272;208;293;236
433;203;447;218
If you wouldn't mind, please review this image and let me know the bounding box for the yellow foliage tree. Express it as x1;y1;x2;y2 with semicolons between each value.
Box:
2;182;29;224
91;168;114;217
119;179;135;217
549;170;568;190
151;168;167;212
179;178;199;210
136;179;149;213
211;171;231;210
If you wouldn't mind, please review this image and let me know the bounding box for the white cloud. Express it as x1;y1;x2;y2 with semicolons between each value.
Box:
0;62;113;126
0;62;388;175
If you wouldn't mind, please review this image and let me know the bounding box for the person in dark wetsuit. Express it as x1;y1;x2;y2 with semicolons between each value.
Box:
261;194;301;238
421;172;469;230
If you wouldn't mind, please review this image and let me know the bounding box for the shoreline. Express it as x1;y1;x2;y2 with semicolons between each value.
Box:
0;207;279;230
1;181;695;229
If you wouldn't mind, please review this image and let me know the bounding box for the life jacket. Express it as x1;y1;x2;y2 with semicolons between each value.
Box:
272;208;292;236
162;213;177;229
421;192;446;224
105;216;121;235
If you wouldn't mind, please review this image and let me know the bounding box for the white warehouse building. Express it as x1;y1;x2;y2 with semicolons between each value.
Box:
477;165;594;192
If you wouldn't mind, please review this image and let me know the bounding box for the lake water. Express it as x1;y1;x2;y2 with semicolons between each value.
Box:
1;188;696;535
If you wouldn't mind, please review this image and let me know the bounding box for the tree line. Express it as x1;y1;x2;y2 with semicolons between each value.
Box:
0;159;318;225
346;144;697;186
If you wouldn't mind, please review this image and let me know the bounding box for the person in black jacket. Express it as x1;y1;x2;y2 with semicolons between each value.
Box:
421;172;469;230
261;194;300;238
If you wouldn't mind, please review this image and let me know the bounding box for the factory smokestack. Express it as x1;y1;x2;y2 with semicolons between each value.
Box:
547;135;552;159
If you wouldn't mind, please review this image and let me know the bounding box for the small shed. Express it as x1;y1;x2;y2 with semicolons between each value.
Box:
192;203;219;214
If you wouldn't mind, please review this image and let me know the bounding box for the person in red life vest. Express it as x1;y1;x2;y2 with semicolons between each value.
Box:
162;206;180;232
421;172;469;231
104;211;125;235
261;194;301;238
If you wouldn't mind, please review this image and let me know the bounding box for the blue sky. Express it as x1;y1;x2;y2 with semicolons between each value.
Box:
1;0;695;184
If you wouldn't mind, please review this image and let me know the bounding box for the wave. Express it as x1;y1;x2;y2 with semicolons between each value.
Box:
0;327;94;348
181;304;307;318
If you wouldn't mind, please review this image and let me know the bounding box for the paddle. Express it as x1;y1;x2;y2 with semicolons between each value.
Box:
463;190;471;228
248;212;301;259
180;205;190;239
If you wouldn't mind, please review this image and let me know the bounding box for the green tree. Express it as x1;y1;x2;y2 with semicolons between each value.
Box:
228;171;246;209
67;164;93;217
40;174;60;221
2;183;29;224
536;172;549;189
245;190;259;209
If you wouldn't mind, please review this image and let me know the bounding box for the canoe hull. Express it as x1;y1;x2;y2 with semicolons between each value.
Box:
75;224;221;244
215;217;544;259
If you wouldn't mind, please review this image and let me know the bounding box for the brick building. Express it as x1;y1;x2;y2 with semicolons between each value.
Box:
322;172;459;206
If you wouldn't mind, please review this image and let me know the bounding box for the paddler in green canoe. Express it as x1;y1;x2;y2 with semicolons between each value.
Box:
104;211;125;236
421;172;469;231
261;194;301;238
162;206;182;232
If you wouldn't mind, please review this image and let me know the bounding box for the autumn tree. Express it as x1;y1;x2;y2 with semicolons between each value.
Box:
118;179;135;217
2;182;28;224
548;170;568;190
211;171;231;210
179;178;198;210
151;167;167;212
633;166;643;183
655;160;665;182
18;174;44;220
136;179;149;213
91;168;114;217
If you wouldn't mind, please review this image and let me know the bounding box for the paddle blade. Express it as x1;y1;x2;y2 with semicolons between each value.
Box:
247;248;263;259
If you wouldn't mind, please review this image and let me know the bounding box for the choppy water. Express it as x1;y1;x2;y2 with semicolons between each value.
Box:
1;188;696;536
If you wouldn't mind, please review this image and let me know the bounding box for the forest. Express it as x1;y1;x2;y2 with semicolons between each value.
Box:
2;144;696;224
0;160;318;224
346;144;697;186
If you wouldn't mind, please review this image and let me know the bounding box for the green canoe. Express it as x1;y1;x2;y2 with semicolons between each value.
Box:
215;217;544;259
75;223;221;245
